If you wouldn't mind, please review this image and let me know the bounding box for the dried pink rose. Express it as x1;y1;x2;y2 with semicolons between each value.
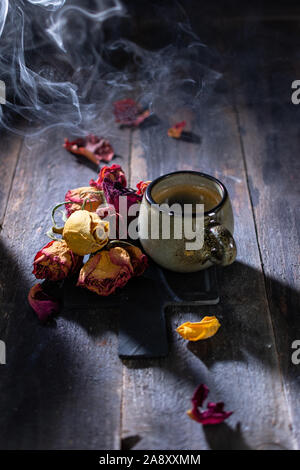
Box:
77;247;133;296
89;164;127;190
187;384;233;425
113;99;150;127
64;135;114;164
28;284;60;322
77;244;147;297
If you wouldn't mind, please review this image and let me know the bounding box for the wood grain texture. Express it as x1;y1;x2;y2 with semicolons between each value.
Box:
233;47;300;446
0;15;299;450
0;129;23;227
121;82;296;450
0;124;130;449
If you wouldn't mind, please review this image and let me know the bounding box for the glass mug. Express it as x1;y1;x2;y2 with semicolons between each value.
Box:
138;171;237;272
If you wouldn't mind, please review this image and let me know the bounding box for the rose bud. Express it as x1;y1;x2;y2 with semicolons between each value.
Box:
28;283;60;322
89;164;127;190
77;246;133;296
136;180;151;195
33;240;83;281
64;186;104;218
63;210;109;256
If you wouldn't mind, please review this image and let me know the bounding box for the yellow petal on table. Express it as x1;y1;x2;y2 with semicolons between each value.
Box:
176;316;221;341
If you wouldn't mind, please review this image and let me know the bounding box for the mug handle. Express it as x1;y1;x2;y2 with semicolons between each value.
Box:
206;223;237;266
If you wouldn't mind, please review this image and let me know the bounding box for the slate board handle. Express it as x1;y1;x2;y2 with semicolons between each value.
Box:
118;276;169;358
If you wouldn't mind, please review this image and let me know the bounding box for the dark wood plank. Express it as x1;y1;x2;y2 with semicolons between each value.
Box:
0;129;23;226
232;24;300;446
0;123;130;449
122;80;296;449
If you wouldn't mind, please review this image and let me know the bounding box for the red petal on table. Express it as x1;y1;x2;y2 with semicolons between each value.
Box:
28;284;60;322
187;384;233;425
133;109;150;127
64;135;114;164
191;383;209;407
113;99;150;127
167;120;186;138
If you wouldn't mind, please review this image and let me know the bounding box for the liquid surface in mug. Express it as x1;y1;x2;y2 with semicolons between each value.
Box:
153;184;221;212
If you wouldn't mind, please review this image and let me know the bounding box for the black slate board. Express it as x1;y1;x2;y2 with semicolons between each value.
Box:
63;263;219;359
118;263;219;358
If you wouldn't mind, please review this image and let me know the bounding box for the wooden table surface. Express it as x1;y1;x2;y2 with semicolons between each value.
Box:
0;16;299;450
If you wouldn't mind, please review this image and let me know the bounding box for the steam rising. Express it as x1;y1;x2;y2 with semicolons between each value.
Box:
0;0;221;136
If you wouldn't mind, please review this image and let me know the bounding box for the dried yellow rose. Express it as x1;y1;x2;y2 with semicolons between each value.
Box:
176;316;221;341
63;210;109;255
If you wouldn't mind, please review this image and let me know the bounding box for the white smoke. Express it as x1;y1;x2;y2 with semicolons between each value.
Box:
0;0;221;136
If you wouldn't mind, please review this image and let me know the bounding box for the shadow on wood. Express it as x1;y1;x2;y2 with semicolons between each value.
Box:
203;422;252;450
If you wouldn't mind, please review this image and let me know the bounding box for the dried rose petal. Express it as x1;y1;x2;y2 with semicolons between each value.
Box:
33;240;83;281
28;284;60;322
192;383;209;408
176;316;221;341
124;245;148;276
133;109;150;127
64;186;104;217
113;99;150;127
89;164;127;190
187;384;233;425
136;180;151;196
167;121;186;139
64;135;114;164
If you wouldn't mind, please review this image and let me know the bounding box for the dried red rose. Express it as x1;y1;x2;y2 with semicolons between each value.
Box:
187;384;233;425
89;164;127;190
167;121;186;139
136;180;151;195
28;284;60;322
102;178;142;212
113;99;150;127
64;186;105;217
33;240;83;281
64;135;114;164
102;178;142;238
